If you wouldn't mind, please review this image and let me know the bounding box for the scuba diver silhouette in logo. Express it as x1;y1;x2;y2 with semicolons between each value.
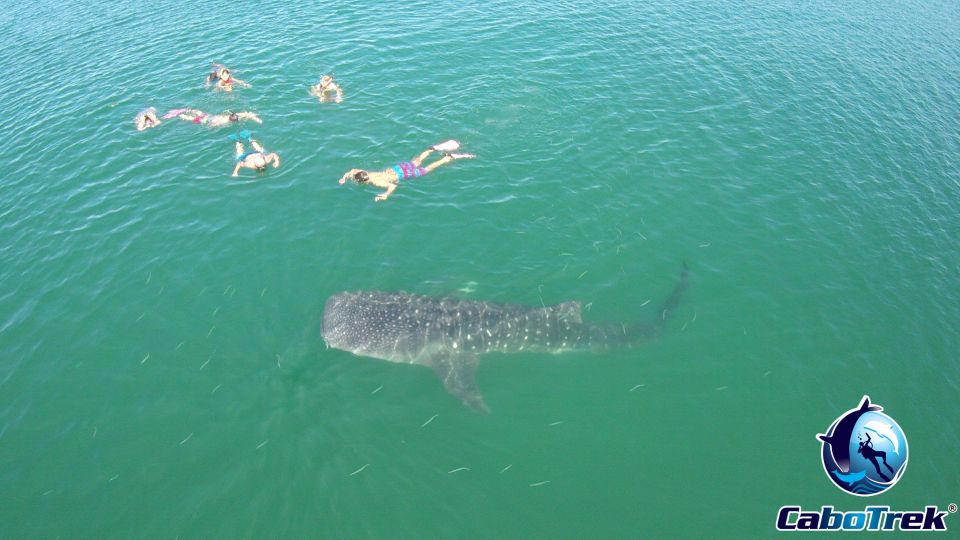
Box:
857;432;895;481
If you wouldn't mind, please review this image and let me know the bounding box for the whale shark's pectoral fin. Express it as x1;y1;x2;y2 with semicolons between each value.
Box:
432;352;489;414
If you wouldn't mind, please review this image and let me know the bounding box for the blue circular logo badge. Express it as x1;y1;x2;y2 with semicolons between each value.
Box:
817;396;908;496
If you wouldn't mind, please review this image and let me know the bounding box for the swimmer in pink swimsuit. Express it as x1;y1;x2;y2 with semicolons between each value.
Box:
337;140;475;202
171;109;262;127
205;65;250;92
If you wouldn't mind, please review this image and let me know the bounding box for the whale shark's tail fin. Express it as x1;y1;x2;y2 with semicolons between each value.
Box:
655;262;689;325
613;263;689;347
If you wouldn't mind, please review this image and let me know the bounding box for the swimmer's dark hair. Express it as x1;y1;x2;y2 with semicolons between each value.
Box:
354;171;369;184
228;112;239;122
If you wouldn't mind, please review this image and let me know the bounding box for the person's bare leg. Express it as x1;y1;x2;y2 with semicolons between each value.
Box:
250;140;264;153
411;148;434;166
235;141;244;155
178;109;205;121
423;155;453;173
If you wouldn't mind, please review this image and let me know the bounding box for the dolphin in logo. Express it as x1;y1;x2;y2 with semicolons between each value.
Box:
863;421;901;455
818;395;881;473
322;265;688;412
830;469;867;486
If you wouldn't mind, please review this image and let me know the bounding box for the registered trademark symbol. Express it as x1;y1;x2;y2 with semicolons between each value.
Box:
949;503;957;513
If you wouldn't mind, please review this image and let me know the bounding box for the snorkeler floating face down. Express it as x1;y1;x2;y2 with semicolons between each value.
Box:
165;109;262;127
231;135;280;177
337;140;475;201
135;108;161;131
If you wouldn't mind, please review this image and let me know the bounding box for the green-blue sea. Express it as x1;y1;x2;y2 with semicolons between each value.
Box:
1;0;958;537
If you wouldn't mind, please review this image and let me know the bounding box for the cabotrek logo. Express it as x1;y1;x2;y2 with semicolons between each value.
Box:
817;395;907;496
775;395;954;531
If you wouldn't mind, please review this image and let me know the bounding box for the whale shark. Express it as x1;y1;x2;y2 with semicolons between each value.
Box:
321;265;688;412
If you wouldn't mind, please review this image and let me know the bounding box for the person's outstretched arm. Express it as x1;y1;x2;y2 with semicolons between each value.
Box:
231;162;243;177
375;184;396;202
239;112;262;124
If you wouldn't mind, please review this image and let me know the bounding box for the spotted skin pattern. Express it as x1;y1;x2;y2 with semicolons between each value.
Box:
321;266;687;412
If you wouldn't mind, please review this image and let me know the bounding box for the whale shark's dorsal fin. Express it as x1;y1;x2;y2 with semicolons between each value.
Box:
432;352;489;414
543;301;582;324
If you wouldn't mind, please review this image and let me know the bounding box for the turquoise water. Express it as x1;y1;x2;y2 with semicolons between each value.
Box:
1;0;959;537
